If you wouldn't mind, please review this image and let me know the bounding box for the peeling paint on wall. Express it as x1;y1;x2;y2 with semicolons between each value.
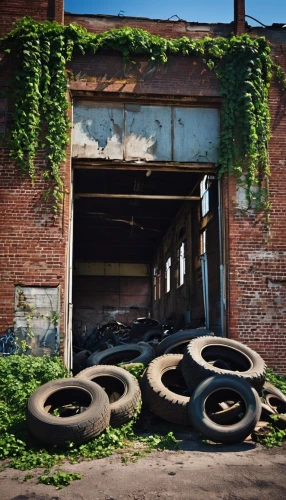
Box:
72;101;220;162
14;286;60;356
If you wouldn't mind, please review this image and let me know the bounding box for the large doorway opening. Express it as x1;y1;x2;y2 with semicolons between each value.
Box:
70;99;224;348
72;167;222;341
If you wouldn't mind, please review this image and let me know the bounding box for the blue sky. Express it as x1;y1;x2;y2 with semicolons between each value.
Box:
64;1;286;26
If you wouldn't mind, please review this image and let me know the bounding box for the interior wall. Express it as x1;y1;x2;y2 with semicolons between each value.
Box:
73;275;150;337
151;202;204;324
151;181;221;331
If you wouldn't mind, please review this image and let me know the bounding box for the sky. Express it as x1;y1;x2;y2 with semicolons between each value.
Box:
64;1;286;26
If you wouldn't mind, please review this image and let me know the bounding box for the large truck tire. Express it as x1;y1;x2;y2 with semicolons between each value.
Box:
182;336;266;394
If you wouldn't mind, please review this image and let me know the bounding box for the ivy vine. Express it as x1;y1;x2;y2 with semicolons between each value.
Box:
0;17;285;211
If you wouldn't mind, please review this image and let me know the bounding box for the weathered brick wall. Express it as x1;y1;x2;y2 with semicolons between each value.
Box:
68;53;221;96
0;0;64;37
1;4;286;372
64;13;233;39
227;46;286;373
0;52;71;341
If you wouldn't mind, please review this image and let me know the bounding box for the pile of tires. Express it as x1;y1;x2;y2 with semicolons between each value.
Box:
142;336;268;443
27;365;141;445
27;334;285;446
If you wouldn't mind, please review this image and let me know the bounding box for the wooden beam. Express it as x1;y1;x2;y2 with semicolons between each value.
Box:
73;160;215;173
75;193;201;201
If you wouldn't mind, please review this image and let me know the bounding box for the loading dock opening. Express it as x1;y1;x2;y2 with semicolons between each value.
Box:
72;167;222;342
71;100;224;347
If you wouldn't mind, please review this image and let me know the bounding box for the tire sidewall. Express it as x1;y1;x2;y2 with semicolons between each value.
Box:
76;365;140;413
189;375;261;442
27;378;109;426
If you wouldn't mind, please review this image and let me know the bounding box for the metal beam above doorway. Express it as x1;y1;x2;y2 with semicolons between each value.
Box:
73;160;215;174
75;193;200;201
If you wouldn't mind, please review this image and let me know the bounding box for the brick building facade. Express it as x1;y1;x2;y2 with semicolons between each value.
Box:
0;0;285;373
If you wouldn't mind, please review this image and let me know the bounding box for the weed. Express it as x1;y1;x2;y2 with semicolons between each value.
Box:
266;369;286;395
38;471;82;489
256;424;286;448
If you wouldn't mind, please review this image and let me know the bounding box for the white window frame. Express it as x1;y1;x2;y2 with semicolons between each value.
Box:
200;175;210;217
165;257;171;293
177;241;186;287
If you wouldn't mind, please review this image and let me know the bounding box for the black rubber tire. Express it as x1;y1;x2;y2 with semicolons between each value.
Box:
262;381;286;402
87;342;155;367
92;332;120;352
189;375;262;443
142;354;191;426
76;365;141;427
182;336;266;394
156;329;212;357
143;329;164;343
27;378;110;446
73;350;92;375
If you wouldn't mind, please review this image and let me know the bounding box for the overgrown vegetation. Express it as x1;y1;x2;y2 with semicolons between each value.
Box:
120;362;146;380
38;471;82;488
0;18;285;210
266;368;286;395
0;355;177;487
256;369;286;448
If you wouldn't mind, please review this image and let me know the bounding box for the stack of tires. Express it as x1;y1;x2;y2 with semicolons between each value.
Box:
27;365;141;446
142;336;268;443
27;335;283;446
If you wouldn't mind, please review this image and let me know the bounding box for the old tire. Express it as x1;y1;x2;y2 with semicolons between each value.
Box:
182;336;266;394
27;378;110;446
73;350;92;375
262;381;286;402
142;354;191;426
76;365;141;427
87;342;155;367
189;375;261;443
265;394;286;414
143;329;164;343
156;329;212;357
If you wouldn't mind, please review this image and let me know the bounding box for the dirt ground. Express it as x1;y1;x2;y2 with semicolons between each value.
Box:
1;432;285;500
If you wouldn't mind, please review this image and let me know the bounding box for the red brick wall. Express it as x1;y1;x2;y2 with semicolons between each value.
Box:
64;13;233;39
227;49;286;374
0;52;71;342
234;0;245;35
1;6;286;372
69;54;220;97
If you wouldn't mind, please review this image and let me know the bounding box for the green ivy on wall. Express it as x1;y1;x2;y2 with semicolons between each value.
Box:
0;17;285;211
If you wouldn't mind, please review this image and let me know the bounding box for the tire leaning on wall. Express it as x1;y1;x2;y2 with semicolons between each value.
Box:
76;365;141;427
182;336;267;394
27;378;110;446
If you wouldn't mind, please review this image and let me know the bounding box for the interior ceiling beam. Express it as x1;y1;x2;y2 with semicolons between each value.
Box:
81;214;171;220
73;160;215;173
75;193;200;201
74;243;155;247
